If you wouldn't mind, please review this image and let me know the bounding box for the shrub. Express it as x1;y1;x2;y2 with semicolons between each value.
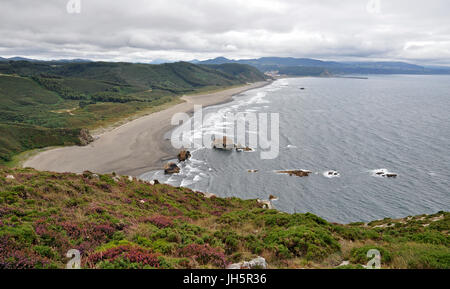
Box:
147;215;173;228
264;225;340;260
33;245;57;259
349;245;392;265
407;249;450;269
0;236;51;269
178;244;228;268
88;244;160;269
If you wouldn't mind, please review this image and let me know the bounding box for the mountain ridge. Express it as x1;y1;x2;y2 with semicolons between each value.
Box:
195;56;450;76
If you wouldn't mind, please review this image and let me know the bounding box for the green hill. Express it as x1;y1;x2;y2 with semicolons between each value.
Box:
0;61;267;164
0;167;448;269
0;123;84;163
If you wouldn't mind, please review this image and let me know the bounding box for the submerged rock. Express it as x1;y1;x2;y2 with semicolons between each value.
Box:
373;169;398;178
164;162;180;174
236;144;253;152
385;173;398;178
177;150;191;162
324;170;340;178
278;170;312;177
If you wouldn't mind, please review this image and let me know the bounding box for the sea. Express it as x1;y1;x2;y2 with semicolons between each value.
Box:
141;75;450;223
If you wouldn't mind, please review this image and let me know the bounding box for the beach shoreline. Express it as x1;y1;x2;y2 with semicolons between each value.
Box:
23;81;272;176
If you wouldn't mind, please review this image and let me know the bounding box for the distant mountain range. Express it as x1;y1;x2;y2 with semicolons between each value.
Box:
193;57;450;76
3;55;450;75
0;56;92;63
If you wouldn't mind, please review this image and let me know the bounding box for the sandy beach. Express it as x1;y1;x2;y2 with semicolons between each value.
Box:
23;81;270;176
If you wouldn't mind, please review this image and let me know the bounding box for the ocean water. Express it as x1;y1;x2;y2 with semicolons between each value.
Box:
141;75;450;223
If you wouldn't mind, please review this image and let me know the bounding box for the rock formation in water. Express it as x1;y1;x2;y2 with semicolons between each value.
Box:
164;162;180;174
177;150;191;162
278;170;312;177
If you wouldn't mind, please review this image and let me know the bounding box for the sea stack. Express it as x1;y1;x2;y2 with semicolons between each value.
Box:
164;162;180;174
177;150;191;162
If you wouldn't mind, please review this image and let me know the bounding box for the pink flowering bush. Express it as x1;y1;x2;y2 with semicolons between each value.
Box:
87;244;160;269
147;215;173;228
178;244;228;268
0;236;51;269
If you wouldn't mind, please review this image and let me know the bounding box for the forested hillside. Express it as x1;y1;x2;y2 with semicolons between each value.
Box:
0;61;267;164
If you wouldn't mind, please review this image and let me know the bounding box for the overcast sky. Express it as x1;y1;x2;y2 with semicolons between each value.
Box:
1;0;449;64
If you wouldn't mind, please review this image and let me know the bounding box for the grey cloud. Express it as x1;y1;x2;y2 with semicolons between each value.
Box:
0;0;449;64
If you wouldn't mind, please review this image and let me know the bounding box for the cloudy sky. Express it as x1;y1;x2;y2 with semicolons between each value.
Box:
1;0;449;64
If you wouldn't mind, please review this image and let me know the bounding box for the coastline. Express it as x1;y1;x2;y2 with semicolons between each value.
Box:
23;81;272;176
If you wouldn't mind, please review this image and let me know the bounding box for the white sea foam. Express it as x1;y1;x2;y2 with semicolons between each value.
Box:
323;170;341;178
370;168;398;178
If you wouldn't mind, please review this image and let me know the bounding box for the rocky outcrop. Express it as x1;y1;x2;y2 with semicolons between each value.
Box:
177;150;191;162
257;199;273;209
6;175;15;180
164;162;180;174
79;128;94;146
278;170;312;177
82;171;99;180
227;257;268;269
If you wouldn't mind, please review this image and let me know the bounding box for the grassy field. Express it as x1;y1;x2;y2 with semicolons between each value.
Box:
0;167;448;269
0;61;267;165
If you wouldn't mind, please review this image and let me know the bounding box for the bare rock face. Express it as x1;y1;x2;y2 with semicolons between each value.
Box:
164;162;180;174
227;257;268;269
79;128;94;146
177;150;191;162
278;170;312;177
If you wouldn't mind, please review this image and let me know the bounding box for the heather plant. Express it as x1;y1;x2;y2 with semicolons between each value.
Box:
87;244;160;269
147;215;173;228
0;167;448;269
264;225;340;261
178;244;228;268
